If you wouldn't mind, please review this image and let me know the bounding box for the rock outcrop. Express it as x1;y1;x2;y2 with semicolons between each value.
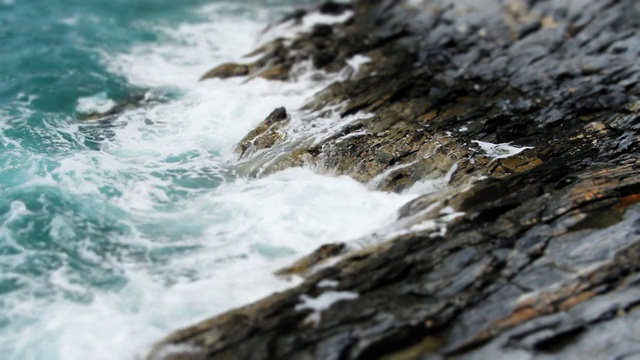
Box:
149;0;640;359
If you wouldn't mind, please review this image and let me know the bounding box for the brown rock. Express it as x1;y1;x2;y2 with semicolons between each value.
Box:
199;63;249;81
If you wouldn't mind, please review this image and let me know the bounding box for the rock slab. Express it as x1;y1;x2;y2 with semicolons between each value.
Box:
148;0;640;359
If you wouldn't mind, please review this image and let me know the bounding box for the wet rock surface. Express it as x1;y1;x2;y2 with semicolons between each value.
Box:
149;0;640;359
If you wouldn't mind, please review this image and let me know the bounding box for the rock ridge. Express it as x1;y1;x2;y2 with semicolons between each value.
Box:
148;0;640;359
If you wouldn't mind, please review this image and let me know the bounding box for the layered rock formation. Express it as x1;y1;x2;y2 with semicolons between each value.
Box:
149;0;640;358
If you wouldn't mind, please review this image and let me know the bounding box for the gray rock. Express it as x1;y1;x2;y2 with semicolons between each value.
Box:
148;0;640;358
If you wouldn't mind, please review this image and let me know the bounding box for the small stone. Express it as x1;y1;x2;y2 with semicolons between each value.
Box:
312;49;337;69
199;63;248;81
257;63;291;81
275;243;347;277
312;24;334;37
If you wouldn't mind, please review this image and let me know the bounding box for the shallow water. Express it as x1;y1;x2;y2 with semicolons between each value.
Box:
0;1;415;359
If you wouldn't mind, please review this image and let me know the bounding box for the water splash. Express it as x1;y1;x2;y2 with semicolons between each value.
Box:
0;2;416;359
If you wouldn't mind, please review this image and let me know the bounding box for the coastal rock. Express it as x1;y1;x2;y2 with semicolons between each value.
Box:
199;2;355;84
149;0;640;359
231;0;640;191
199;63;249;80
77;92;148;121
234;107;289;159
275;243;347;278
150;155;640;359
317;1;352;16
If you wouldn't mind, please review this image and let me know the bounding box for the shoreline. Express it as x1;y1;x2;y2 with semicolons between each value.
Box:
149;0;640;359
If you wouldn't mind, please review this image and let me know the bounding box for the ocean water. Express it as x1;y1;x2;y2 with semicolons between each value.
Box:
0;1;416;359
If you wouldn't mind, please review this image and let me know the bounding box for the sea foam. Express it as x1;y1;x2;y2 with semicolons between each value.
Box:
0;3;416;360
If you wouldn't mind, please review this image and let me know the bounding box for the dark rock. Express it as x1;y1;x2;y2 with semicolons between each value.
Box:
311;24;333;37
318;1;352;16
275;243;347;278
312;49;337;69
77;92;148;121
278;9;307;25
263;107;288;125
149;0;640;359
234;107;290;159
199;63;248;81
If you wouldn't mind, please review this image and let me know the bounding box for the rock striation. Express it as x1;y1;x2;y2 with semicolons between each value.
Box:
149;0;640;359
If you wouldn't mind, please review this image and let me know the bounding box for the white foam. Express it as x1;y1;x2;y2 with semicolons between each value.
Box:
404;160;459;195
295;290;359;324
302;11;354;28
2;166;413;359
472;140;533;160
106;5;273;88
317;279;339;288
346;55;372;75
76;92;117;115
261;10;354;43
60;17;79;26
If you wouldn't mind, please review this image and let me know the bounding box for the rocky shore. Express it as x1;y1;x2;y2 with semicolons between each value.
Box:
148;0;640;359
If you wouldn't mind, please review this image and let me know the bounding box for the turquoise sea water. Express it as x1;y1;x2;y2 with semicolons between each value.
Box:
0;1;414;359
